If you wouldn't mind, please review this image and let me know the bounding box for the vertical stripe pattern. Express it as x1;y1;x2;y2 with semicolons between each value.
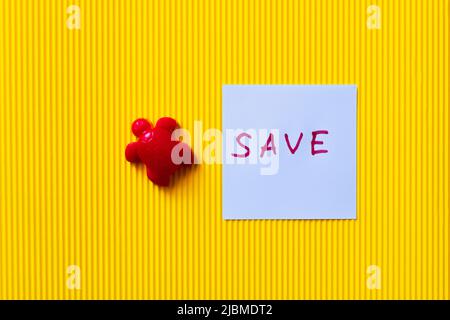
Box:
0;0;449;299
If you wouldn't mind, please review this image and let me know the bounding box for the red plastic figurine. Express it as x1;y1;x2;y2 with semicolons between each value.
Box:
125;117;193;186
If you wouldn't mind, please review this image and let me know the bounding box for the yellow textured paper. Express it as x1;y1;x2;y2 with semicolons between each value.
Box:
0;0;448;299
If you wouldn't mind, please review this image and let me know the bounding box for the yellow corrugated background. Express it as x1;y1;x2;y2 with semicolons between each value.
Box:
0;0;448;299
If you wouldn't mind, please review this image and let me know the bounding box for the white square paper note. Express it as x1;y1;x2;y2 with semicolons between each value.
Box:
222;85;357;220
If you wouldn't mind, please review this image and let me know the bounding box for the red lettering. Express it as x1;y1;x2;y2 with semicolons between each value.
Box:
311;130;329;155
231;132;252;158
284;132;303;154
260;133;277;157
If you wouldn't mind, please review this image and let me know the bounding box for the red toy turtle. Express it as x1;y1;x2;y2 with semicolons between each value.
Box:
125;117;193;186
